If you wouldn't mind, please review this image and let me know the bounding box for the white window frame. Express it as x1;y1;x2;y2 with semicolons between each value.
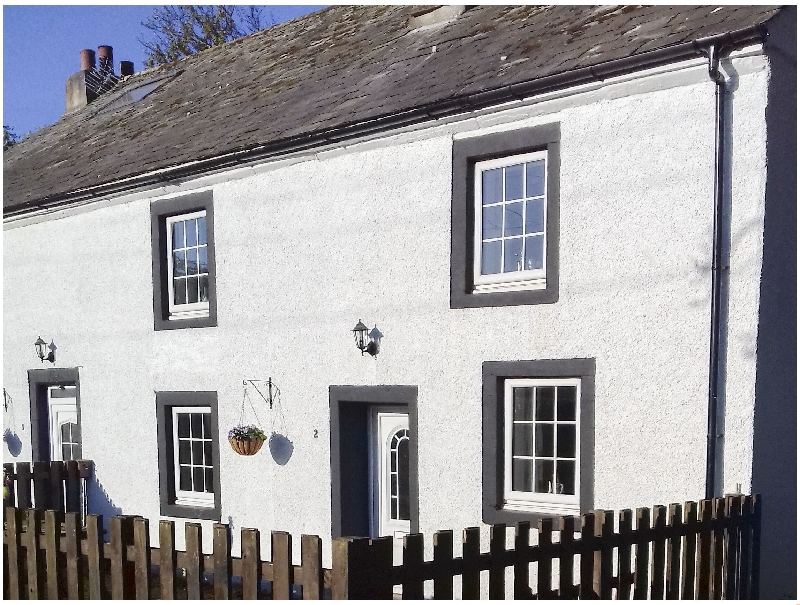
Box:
171;406;214;508
473;150;548;293
503;378;580;516
166;210;210;320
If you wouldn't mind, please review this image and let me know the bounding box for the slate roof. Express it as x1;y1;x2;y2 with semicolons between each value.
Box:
3;4;782;211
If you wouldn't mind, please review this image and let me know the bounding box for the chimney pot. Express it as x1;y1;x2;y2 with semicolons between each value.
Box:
80;49;96;71
120;61;134;77
97;45;114;75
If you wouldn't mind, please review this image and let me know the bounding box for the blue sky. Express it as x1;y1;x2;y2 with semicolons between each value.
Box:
3;5;324;138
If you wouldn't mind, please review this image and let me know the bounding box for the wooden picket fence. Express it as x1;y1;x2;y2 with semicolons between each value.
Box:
3;494;759;599
3;461;93;518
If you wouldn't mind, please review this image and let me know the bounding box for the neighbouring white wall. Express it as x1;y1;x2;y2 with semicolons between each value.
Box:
3;53;769;581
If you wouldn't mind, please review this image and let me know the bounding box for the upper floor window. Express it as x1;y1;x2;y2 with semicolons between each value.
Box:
151;192;217;331
451;124;560;308
166;211;210;318
474;152;547;291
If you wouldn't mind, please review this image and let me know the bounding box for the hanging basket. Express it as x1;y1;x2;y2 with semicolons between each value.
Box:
229;436;265;456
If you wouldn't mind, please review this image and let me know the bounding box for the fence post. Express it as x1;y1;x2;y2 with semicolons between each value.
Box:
44;509;65;599
515;521;531;599
680;501;697;599
85;514;105;599
49;461;65;513
665;503;682;599
738;495;753;600
184;522;203;600
26;508;46;599
159;520;177;599
579;512;595;598
109;515;136;599
403;533;425;598
301;534;323;600
616;510;634;599
461;527;481;599
16;463;32;509
723;496;741;599
711;498;725;599
5;507;23;599
241;528;261;600
633;507;650;599
434;530;455;599
489;524;506;599
594;510;614;599
272;530;293;600
64;512;82;599
650;505;667;599
331;537;373;599
133;517;151;599
695;500;713;598
535;519;550;599
32;461;51;510
213;523;232;600
3;463;16;508
65;461;81;514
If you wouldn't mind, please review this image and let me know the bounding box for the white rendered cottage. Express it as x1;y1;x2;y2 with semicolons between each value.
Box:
3;5;796;598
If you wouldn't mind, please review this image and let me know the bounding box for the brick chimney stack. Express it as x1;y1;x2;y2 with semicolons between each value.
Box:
65;46;132;114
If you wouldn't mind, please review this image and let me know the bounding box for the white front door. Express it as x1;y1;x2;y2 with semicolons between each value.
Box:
371;410;411;563
48;387;81;461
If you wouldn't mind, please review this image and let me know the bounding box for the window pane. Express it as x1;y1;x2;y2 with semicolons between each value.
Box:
191;414;202;438
390;448;397;472
186;219;197;247
512;423;533;456
199;275;209;303
482;205;502;240
557;425;576;458
505;164;524;200
198;247;208;274
179;440;191;464
503;238;523;273
398;437;410;520
61;424;70;441
534;459;554;493
198;216;207;245
72;424;81;443
204;442;212;465
526;160;545;197
177;414;190;438
535;423;554;457
174;279;187;305
513;387;534;421
62;445;70;460
192;441;203;464
74;444;82;459
557;461;575;495
186;248;198;275
525;198;544;234
173;250;186;277
187;277;200;304
481;240;502;275
512;458;532;492
536;387;555;420
203;413;213;436
193;467;204;492
482;168;503;204
180;467;191;491
557;387;577;420
524;235;544;271
205;469;214;493
504;202;523;237
172;221;185;250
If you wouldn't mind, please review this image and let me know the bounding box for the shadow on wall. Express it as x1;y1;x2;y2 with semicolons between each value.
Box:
3;429;22;457
269;433;293;466
87;473;123;535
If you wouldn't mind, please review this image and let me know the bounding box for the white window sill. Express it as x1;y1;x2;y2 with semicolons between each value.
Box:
473;278;547;294
175;496;215;508
169;309;210;321
504;499;580;517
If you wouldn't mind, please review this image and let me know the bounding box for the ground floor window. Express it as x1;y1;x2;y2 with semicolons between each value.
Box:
482;358;594;525
156;391;220;520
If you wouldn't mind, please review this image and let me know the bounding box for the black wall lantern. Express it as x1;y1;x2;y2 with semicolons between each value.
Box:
352;320;381;357
34;336;56;364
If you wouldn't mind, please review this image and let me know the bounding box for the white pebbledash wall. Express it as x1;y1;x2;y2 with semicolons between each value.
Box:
3;51;769;577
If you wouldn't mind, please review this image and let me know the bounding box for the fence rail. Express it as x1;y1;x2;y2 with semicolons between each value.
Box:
3;494;759;599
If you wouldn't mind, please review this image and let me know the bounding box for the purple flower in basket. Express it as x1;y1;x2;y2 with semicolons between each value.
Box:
228;424;267;441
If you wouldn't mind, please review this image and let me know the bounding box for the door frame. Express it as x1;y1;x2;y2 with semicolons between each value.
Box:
329;385;419;539
27;367;81;462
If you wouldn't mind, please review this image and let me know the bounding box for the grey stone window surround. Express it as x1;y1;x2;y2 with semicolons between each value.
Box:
482;358;594;525
329;385;419;539
151;191;218;331
27;368;81;463
451;124;560;308
156;391;222;521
